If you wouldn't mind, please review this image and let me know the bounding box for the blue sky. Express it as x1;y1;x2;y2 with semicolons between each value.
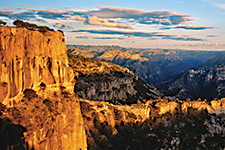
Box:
1;0;225;50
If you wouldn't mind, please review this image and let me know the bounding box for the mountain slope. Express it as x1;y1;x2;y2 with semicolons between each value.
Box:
158;54;225;100
68;53;163;104
67;45;224;85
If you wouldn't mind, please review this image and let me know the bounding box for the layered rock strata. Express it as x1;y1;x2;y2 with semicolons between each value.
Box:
0;26;73;105
0;26;87;150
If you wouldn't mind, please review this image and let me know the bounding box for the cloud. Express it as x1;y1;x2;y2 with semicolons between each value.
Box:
75;35;126;40
160;25;215;30
63;6;73;9
175;26;215;30
206;35;219;37
214;3;225;9
86;6;193;26
83;16;133;29
53;23;66;29
11;11;36;19
53;23;73;29
29;9;67;19
1;6;194;28
71;29;206;41
24;8;133;29
0;10;36;20
75;36;89;39
75;15;86;21
0;5;216;31
0;10;12;17
35;19;48;23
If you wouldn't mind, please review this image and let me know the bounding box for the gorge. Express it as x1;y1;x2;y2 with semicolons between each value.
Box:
0;25;225;149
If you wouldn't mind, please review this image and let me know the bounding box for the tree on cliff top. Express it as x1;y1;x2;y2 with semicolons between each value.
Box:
13;19;55;33
0;20;7;26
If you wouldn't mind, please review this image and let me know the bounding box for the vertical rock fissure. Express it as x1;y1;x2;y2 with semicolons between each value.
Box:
0;26;87;149
47;57;56;84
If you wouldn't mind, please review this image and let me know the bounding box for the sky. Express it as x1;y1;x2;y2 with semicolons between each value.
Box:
1;0;225;50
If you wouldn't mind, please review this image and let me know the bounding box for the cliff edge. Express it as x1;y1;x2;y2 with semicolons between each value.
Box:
0;26;87;150
0;26;73;105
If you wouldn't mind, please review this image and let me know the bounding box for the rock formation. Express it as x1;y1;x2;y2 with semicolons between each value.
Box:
67;45;223;85
1;93;87;150
80;98;225;150
74;71;163;104
0;26;74;105
158;64;225;100
0;26;87;150
68;53;163;104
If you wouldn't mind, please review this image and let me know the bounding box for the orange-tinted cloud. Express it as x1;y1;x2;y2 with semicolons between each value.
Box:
84;16;133;29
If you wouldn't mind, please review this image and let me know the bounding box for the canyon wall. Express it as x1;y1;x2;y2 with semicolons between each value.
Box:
75;71;163;104
0;26;87;150
0;26;74;105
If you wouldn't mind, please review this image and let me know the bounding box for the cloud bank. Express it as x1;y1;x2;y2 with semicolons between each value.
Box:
0;6;216;30
71;29;206;41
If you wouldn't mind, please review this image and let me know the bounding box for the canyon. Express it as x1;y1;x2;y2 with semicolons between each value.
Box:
158;54;225;100
67;53;163;104
67;45;224;85
0;25;225;149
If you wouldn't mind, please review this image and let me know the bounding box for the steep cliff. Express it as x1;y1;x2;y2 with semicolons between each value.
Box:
80;98;225;150
0;26;74;105
0;26;87;150
0;92;87;150
67;53;163;104
75;72;163;104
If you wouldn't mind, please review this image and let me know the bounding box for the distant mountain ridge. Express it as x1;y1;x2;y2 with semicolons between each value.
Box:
67;45;225;85
157;54;225;100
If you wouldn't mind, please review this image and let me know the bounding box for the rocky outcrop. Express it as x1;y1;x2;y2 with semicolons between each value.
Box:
153;98;225;115
0;26;87;150
158;64;225;100
81;99;151;127
0;93;87;150
80;98;225;150
75;71;163;104
0;26;74;105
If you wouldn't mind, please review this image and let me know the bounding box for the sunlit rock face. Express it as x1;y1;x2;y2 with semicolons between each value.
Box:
0;26;73;105
75;71;163;104
0;26;87;150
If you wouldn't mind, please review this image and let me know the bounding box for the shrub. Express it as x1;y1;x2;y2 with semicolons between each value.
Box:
13;19;55;33
0;20;7;26
23;89;38;100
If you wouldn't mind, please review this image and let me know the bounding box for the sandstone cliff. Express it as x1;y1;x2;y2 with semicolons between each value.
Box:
0;92;87;150
0;26;74;105
80;98;225;149
0;26;87;150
